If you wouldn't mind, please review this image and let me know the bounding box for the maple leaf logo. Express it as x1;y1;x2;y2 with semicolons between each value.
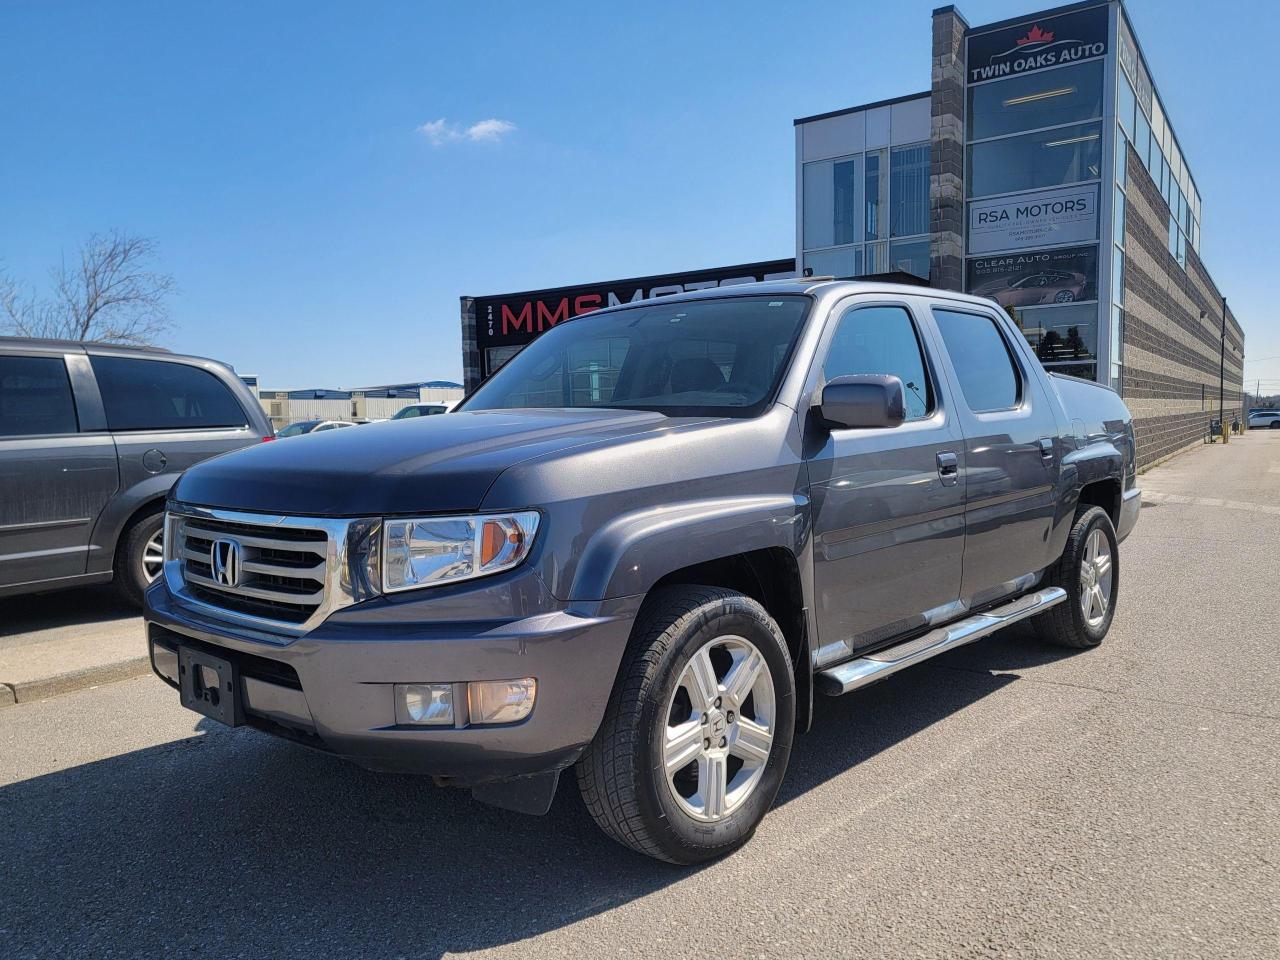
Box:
1016;23;1055;45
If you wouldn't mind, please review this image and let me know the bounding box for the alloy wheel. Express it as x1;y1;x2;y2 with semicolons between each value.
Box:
142;528;165;583
662;635;776;822
1079;528;1113;629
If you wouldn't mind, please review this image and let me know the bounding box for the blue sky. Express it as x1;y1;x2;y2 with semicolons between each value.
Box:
2;0;1276;392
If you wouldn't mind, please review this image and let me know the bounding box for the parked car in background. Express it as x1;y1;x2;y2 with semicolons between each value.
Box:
276;419;356;437
0;338;272;605
145;279;1139;863
1247;410;1280;429
972;270;1088;308
390;402;452;420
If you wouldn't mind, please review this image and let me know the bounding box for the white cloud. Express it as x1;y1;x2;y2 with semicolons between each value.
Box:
464;118;516;142
417;117;516;146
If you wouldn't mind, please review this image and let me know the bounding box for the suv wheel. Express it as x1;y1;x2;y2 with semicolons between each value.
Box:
577;586;795;864
1033;506;1118;649
115;510;164;608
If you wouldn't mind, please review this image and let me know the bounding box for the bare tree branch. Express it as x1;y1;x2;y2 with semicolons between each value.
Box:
0;231;175;345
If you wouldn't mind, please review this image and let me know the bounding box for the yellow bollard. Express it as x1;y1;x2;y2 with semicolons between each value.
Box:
1222;418;1229;444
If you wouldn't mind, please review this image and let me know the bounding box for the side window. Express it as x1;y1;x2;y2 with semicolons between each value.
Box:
822;304;933;419
89;356;248;431
932;308;1022;412
0;356;79;437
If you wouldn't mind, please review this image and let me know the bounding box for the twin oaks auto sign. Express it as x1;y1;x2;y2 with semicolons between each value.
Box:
967;5;1109;83
968;184;1099;255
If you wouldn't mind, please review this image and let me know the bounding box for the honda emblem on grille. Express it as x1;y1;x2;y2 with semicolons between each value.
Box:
210;538;242;588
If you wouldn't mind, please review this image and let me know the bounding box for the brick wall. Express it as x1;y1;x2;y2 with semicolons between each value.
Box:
929;6;967;292
1120;143;1245;467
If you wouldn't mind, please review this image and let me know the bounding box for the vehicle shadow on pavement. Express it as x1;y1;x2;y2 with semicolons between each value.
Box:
0;631;1076;959
0;586;137;638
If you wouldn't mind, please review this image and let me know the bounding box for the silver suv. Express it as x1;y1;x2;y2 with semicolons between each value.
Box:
0;338;272;605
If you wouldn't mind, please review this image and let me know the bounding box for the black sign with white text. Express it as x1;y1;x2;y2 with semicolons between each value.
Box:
966;245;1099;309
967;5;1109;84
470;259;796;353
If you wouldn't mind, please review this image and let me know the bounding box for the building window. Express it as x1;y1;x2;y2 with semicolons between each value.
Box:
803;245;861;279
1117;72;1136;142
889;143;929;238
864;148;888;240
968;61;1105;141
967;122;1103;198
1112;244;1126;305
1134;107;1151;170
888;238;930;280
1113;186;1126;244
1110;304;1124;391
802;157;863;250
1016;303;1098;364
865;241;888;274
1115;135;1127;189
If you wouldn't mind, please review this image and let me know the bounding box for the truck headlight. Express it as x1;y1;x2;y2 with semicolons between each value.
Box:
381;511;540;593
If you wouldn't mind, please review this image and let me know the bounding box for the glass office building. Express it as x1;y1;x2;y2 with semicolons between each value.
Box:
794;0;1244;464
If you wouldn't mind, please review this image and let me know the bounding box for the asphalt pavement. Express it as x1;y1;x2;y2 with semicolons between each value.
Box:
1;434;1276;959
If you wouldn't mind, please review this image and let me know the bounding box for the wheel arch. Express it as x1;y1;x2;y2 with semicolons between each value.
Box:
87;476;174;575
638;546;814;734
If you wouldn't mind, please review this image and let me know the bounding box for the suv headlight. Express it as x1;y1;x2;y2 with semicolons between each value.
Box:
381;511;540;593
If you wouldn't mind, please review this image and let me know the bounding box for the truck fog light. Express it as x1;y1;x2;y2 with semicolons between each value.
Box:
395;683;454;725
468;678;536;725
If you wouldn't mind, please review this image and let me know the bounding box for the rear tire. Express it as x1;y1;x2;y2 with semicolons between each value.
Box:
576;585;795;864
114;510;164;608
1033;506;1118;649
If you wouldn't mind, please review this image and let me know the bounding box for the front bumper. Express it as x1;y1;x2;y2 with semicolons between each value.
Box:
1117;485;1141;542
145;584;637;786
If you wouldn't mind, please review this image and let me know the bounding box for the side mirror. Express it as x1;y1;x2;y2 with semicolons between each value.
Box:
814;374;906;430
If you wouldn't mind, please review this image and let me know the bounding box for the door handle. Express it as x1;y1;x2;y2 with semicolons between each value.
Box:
1038;438;1055;463
936;451;959;487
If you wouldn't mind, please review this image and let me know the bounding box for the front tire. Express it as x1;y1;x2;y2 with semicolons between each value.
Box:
1033;506;1118;649
115;510;164;608
577;586;795;864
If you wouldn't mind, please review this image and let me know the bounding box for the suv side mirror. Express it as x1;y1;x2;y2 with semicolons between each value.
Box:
814;374;906;430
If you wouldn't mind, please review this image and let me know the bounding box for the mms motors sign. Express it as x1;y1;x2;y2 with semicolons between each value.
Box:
967;5;1109;83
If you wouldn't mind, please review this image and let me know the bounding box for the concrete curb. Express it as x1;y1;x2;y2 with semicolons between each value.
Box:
1;656;152;706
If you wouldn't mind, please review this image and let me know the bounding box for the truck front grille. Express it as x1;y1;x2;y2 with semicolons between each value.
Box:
176;515;330;626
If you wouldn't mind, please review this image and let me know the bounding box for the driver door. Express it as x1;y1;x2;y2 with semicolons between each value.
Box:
804;297;966;666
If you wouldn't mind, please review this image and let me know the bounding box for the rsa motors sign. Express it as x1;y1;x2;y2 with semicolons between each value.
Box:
471;259;796;352
968;184;1099;255
967;5;1109;83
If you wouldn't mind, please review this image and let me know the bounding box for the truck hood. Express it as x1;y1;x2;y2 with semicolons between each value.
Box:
173;408;712;516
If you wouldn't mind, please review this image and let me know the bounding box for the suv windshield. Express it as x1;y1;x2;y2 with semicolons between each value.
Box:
462;294;810;417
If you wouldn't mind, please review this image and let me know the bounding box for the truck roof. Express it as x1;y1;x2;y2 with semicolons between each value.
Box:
615;278;1002;312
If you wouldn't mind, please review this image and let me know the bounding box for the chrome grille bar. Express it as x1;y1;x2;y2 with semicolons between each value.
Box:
163;504;380;640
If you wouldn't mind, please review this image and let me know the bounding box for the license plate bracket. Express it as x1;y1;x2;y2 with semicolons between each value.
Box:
178;647;242;727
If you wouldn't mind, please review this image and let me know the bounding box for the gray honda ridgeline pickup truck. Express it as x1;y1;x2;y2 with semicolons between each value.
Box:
145;279;1139;863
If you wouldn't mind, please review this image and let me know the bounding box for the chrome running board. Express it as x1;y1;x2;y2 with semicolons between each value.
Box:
815;587;1067;696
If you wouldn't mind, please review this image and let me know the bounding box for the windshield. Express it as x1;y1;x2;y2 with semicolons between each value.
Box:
278;420;319;436
462;295;810;417
393;405;443;419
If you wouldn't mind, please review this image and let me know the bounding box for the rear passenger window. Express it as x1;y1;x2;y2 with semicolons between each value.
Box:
90;356;247;431
823;304;933;419
0;356;79;437
932;309;1022;412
